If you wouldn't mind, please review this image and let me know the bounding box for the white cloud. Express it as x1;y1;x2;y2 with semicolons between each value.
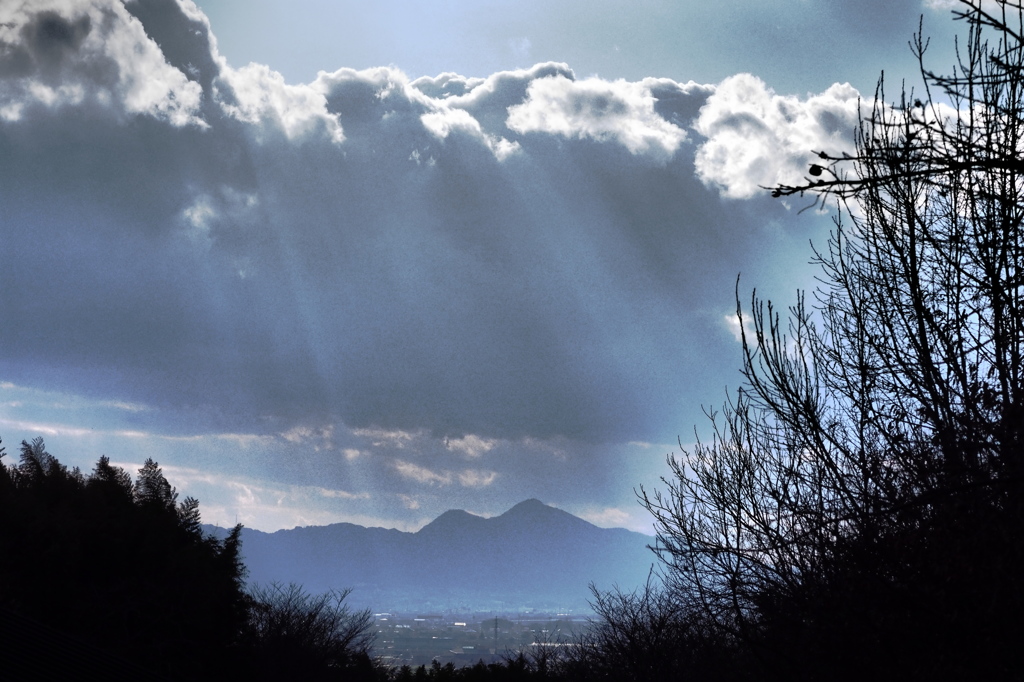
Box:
445;434;497;458
420;106;482;137
280;423;336;451
314;65;507;155
393;460;497;488
456;469;498;487
353;427;419;449
399;494;421;510
0;0;204;125
576;505;656;535
394;460;452;485
218;61;343;143
723;309;756;344
315;486;370;500
922;0;1001;9
111;463;379;530
507;75;689;159
409;72;486;99
180;187;259;243
693;74;860;198
421;102;520;160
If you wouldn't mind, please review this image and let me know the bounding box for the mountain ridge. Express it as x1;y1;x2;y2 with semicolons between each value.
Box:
205;500;654;612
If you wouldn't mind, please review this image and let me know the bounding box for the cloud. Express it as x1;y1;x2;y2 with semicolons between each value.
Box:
723;309;757;344
456;469;498;487
0;378;694;533
922;0;1001;10
280;424;337;451
394;460;452;486
509;37;532;63
353;428;419;449
315;486;370;500
578;506;631;528
693;74;860;198
104;460;379;530
392;460;496;488
219;61;343;143
420;105;520;159
445;434;497;458
0;0;832;456
506;75;691;159
0;0;204;125
575;504;656;535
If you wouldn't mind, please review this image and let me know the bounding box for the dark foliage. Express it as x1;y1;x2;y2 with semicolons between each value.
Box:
0;439;248;678
387;656;554;682
0;436;390;680
639;1;1024;679
239;581;383;681
557;581;746;682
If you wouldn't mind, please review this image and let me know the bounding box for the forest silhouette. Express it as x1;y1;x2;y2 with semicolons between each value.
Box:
0;439;379;680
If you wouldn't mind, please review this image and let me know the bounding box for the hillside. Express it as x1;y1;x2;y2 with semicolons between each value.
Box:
207;499;655;612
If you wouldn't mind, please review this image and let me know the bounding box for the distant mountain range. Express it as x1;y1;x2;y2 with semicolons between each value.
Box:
205;499;656;612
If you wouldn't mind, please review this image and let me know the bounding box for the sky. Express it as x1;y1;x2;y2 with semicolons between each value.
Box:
0;0;963;534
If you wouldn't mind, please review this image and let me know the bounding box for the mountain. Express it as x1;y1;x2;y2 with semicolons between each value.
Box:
205;500;655;612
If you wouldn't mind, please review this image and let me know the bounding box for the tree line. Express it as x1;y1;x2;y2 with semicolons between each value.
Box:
0;438;381;680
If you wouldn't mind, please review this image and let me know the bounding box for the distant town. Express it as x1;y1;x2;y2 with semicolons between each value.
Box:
374;610;590;667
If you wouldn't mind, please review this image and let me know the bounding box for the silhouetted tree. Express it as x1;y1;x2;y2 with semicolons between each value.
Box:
0;438;248;679
642;1;1024;678
559;580;742;682
240;581;382;681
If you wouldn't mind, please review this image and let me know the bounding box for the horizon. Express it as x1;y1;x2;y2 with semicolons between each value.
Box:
207;497;657;535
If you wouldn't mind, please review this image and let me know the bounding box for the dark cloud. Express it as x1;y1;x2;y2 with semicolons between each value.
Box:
0;0;831;453
16;11;93;76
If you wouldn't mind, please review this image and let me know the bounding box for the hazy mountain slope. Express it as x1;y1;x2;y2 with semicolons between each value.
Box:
206;499;655;611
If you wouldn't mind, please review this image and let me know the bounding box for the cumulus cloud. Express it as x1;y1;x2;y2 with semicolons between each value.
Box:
420;105;519;159
0;0;204;124
507;75;691;159
219;61;343;143
0;0;829;459
409;72;486;100
693;74;860;198
0;0;979;537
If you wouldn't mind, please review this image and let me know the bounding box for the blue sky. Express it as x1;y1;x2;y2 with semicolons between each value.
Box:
0;0;961;533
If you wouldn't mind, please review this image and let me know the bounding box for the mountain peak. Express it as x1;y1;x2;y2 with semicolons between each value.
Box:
496;498;593;527
507;498;548;513
416;508;483;535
